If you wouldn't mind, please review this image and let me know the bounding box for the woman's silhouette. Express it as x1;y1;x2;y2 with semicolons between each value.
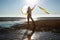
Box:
21;5;36;40
27;6;36;33
27;6;36;40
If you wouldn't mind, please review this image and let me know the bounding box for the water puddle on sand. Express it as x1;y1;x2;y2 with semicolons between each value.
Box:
0;29;60;40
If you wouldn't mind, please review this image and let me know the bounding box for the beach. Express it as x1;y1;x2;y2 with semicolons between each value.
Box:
0;17;60;40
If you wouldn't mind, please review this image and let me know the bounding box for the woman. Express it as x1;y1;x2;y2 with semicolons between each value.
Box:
21;6;36;40
27;6;36;40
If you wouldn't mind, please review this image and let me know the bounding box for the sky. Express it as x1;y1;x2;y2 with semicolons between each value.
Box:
0;0;60;18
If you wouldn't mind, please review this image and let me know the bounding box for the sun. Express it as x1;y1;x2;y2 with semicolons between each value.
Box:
25;0;38;7
22;0;39;16
21;0;39;17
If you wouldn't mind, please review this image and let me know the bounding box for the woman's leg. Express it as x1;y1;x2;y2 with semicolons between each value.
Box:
30;17;36;35
27;16;30;29
27;16;31;40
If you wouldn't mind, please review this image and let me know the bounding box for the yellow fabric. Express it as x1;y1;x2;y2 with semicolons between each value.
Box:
38;6;49;14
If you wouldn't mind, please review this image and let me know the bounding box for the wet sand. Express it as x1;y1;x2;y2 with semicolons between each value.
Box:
0;28;60;40
11;20;60;32
0;17;60;40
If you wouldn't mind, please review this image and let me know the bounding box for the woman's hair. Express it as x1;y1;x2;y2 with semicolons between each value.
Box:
27;6;31;13
28;6;30;9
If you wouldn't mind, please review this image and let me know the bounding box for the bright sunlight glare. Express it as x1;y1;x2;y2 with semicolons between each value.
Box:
22;5;28;14
21;0;43;18
25;0;39;7
22;0;39;16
